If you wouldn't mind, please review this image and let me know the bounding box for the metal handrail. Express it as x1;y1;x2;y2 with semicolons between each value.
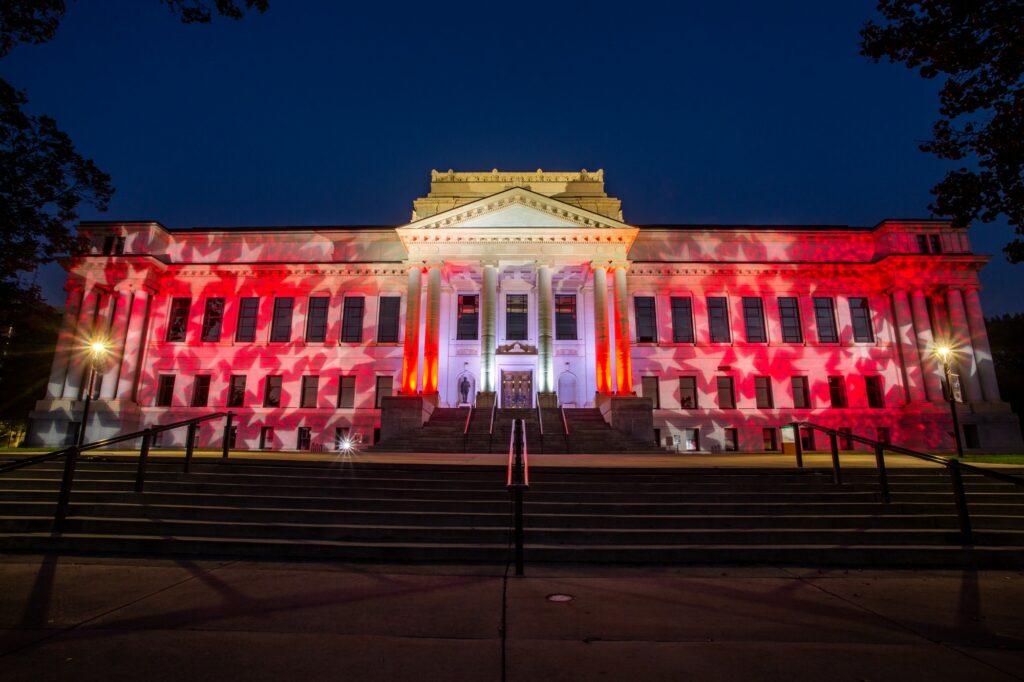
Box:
461;405;473;453
506;418;529;576
0;411;234;532
560;405;570;453
488;399;497;453
791;420;1024;545
535;394;544;455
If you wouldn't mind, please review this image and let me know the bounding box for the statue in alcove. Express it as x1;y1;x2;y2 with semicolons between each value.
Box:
459;375;471;404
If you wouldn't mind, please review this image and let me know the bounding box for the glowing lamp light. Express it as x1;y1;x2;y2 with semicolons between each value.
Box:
935;345;952;364
339;438;354;453
89;340;110;356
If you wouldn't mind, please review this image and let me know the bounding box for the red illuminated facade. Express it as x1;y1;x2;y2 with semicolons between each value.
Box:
26;169;1022;452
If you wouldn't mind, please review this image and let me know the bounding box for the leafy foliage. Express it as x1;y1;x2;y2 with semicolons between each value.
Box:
985;313;1024;438
861;1;1024;260
160;0;269;23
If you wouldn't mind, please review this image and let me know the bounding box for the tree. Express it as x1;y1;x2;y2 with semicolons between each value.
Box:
861;1;1024;260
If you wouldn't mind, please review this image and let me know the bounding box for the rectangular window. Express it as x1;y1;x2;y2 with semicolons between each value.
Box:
166;298;191;342
375;376;393;408
228;375;246;408
634;296;657;343
505;294;528;340
724;428;738;452
263;375;283;408
297;427;311;451
334;426;350;450
865;376;884;408
876;426;891;445
270;297;294;342
235;297;259;342
259;426;274;450
228;426;237;449
848;297;874;342
717;376;735;409
828;376;847;408
682;428;700;452
792;376;811;409
555;295;578;340
338;376;356;408
670;297;694;343
838;427;853;450
754;376;773;408
200;298;224;342
377;296;401;343
300;375;319;408
929;234;942;254
641;376;660;408
679;376;699;409
917;234;930;253
707;297;730;342
340;297;365;343
800;427;815;451
156;375;175;407
742;297;767;343
102;235;115;255
814;297;839;343
306;297;330;343
778;297;803;343
457;295;479;341
191;375;211;407
762;427;778;451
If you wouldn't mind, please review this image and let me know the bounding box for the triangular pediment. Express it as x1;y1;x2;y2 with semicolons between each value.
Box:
398;187;634;231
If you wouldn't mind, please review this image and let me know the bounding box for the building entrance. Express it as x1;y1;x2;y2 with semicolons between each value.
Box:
501;371;533;408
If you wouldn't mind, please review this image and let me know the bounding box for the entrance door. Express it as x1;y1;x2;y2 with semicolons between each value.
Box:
501;371;533;408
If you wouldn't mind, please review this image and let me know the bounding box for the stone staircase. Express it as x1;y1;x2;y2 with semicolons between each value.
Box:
1;457;1023;566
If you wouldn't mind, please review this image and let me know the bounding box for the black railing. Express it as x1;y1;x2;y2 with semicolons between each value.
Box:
536;395;544;454
506;418;529;576
559;405;570;453
461;405;473;453
0;412;234;532
488;399;497;453
790;421;1024;545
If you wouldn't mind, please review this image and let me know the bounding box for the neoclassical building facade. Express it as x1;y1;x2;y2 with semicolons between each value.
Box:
27;169;1022;452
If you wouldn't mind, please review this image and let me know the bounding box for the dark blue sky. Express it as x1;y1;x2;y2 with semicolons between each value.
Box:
3;0;1020;314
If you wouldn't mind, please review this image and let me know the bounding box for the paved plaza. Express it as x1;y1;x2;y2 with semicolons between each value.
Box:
0;555;1021;681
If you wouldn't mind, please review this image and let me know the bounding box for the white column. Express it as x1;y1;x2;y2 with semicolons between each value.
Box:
422;265;442;394
910;290;944;402
116;289;151;401
99;289;134;399
891;291;927;403
613;265;632;394
400;266;422;394
592;265;612;395
45;286;83;399
62;286;101;399
481;264;498;393
537;264;554;394
945;288;983;402
962;287;1001;401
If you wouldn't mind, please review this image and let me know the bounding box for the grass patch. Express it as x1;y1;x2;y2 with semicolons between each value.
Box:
959;454;1024;465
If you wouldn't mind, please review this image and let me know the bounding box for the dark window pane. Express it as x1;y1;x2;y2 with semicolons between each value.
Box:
670;297;694;343
166;298;191;342
102;235;115;255
228;375;246;407
865;376;884;408
792;376;810;409
634;297;657;343
377;296;401;343
877;427;891;445
300;376;319;408
270;298;294;342
708;297;730;342
375;376;393;408
717;376;735;409
156;375;175;407
849;297;874;342
201;298;224;342
743;297;767;343
338;376;356;408
297;427;311;450
457;295;479;341
264;375;282;407
506;294;528;341
340;297;365;343
259;426;274;449
754;376;773;408
778;297;803;343
929;234;942;254
306;297;330;342
114;236;125;254
814;297;839;343
724;428;738;451
917;234;929;253
763;428;778;451
828;376;847;408
555;295;577;340
641;376;660;408
236;298;259;342
191;375;211;407
679;376;698;408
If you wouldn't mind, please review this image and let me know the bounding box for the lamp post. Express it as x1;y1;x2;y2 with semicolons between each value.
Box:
77;339;110;447
935;346;964;458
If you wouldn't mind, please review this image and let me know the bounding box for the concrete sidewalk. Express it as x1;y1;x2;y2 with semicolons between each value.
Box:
0;555;1021;681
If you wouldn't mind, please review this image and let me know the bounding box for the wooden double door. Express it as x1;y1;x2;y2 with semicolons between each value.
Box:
501;371;533;408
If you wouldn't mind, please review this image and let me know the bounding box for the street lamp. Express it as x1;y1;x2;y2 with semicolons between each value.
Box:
77;338;110;447
935;345;964;458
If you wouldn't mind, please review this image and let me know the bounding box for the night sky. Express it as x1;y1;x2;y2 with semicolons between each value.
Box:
3;1;1021;314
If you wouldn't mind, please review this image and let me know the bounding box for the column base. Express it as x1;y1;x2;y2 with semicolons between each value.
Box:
537;392;558;409
475;391;496;410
